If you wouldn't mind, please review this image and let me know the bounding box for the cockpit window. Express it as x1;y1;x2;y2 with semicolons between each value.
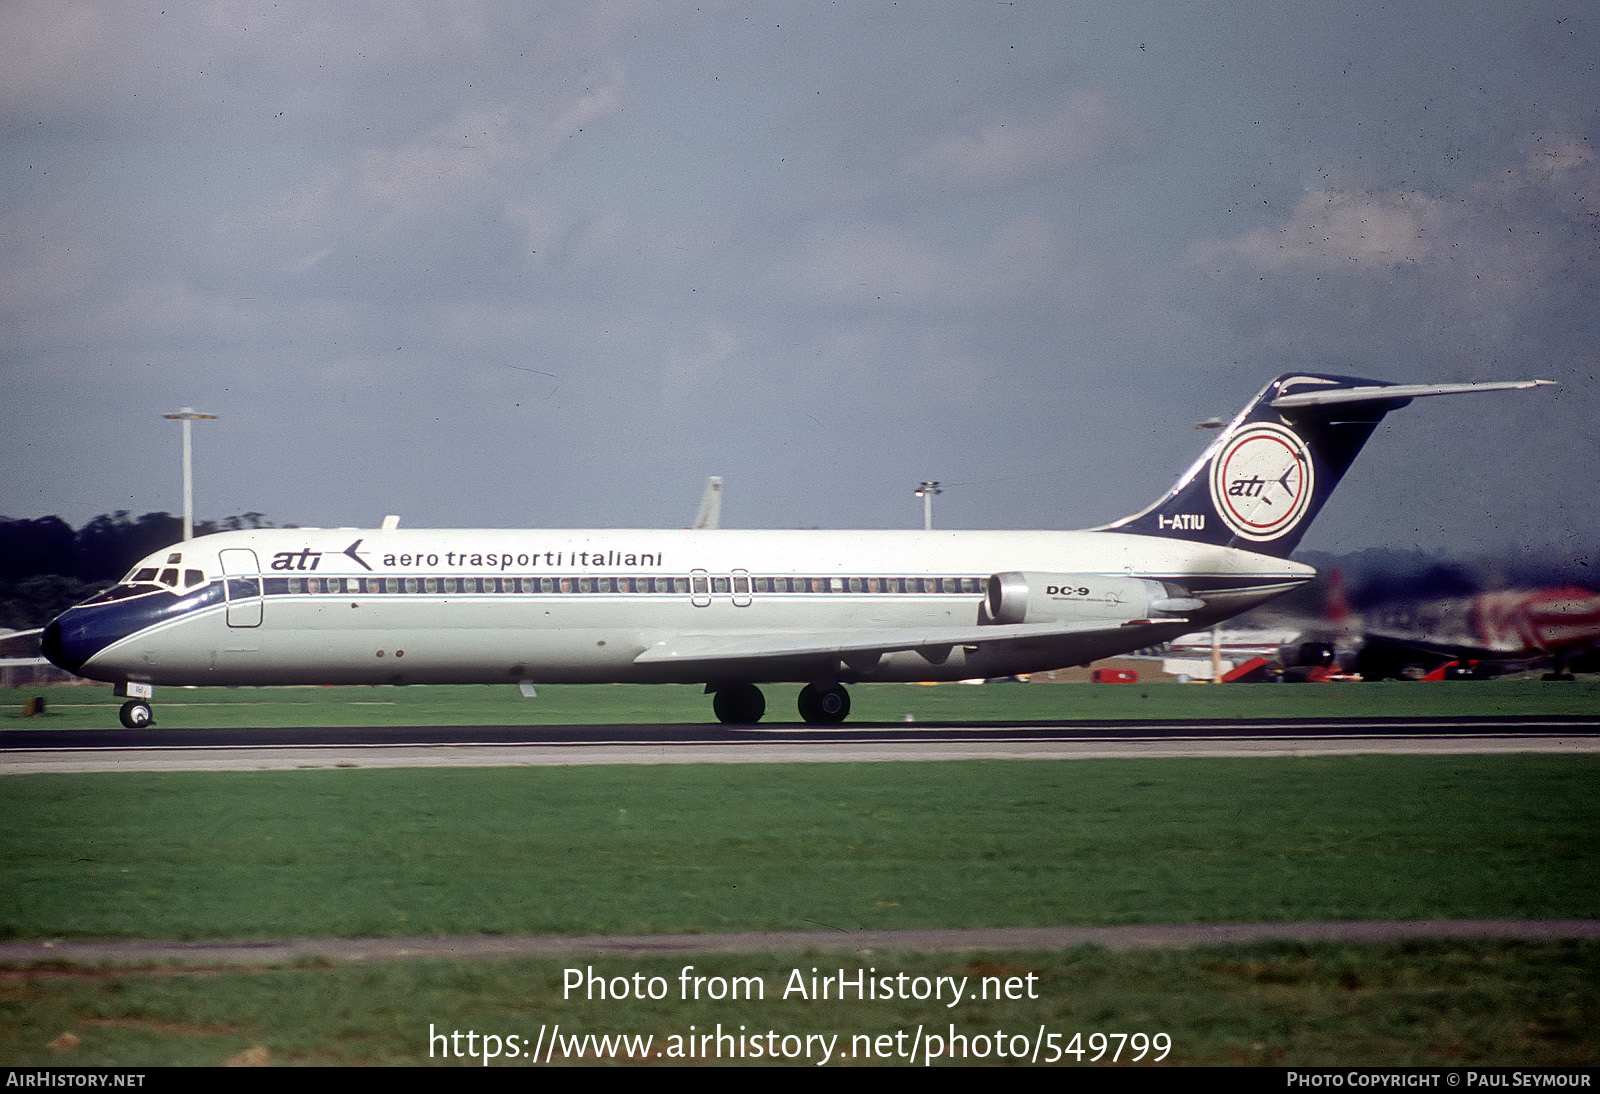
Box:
121;563;207;592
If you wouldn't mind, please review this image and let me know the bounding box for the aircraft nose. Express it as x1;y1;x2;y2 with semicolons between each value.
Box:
40;618;84;675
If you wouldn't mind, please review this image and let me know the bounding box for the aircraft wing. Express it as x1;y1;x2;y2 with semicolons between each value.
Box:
633;617;1188;667
0;628;43;658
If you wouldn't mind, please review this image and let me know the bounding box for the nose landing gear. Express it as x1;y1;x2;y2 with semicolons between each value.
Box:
115;682;156;729
119;699;154;729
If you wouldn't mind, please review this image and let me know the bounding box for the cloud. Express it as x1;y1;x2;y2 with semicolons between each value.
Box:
207;73;624;278
905;89;1144;188
1192;136;1597;283
1177;136;1600;551
790;215;1071;308
662;321;740;400
1191;189;1438;272
1185;136;1600;362
0;1;108;116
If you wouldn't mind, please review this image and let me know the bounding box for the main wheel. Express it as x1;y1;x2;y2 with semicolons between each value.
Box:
119;700;154;729
712;683;766;724
797;682;850;725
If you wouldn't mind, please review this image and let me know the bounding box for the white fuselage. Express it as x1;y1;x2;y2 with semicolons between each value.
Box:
57;526;1312;688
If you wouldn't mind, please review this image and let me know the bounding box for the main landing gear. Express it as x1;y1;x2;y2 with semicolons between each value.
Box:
711;682;766;725
709;682;852;725
1541;652;1576;682
796;682;850;725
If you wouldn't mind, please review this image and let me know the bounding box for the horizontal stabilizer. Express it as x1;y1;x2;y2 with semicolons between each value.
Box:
1271;378;1554;409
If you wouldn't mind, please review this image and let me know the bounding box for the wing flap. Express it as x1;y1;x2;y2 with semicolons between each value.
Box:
633;618;1188;666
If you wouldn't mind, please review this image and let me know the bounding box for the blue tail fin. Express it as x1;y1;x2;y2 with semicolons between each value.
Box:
1104;373;1552;558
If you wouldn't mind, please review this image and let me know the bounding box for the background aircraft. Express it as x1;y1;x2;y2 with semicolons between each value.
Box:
1325;581;1600;680
1197;569;1600;681
690;477;722;530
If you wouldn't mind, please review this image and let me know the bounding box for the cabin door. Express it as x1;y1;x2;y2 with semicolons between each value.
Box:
219;548;263;628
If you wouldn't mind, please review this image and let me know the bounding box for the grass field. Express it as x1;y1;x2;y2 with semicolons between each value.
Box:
2;683;1596;1067
3;942;1595;1066
4;677;1599;729
3;757;1596;940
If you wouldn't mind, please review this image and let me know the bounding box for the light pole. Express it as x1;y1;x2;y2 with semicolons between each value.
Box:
163;407;217;541
1196;416;1224;679
914;481;942;530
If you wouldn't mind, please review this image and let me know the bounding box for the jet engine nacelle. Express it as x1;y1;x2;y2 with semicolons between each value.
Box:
986;571;1200;625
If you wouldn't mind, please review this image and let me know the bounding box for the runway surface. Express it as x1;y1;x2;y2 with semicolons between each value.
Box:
3;716;1597;772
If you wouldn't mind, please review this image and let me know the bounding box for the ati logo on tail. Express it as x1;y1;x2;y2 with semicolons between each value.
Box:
1209;422;1315;542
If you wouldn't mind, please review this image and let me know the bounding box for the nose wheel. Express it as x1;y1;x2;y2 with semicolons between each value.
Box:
119;700;154;729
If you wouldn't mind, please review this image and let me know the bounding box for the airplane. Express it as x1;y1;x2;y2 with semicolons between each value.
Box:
41;373;1552;729
1289;582;1600;681
691;477;723;530
1145;626;1309;681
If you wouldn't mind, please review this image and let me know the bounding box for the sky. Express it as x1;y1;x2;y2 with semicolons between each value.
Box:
2;1;1596;566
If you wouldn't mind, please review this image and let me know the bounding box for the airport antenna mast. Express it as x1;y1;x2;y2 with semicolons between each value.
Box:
163;407;218;541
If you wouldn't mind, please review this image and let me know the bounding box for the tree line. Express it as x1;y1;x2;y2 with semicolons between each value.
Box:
0;511;284;630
